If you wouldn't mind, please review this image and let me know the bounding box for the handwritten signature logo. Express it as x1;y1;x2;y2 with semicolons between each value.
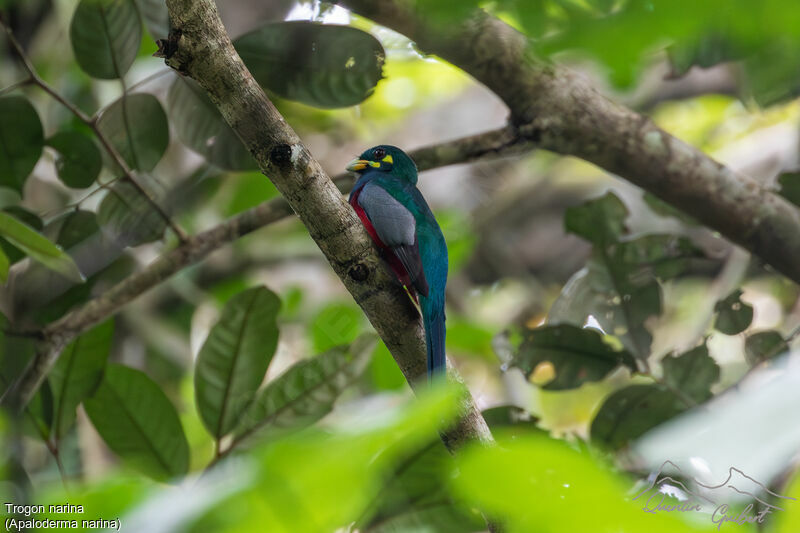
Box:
633;460;795;529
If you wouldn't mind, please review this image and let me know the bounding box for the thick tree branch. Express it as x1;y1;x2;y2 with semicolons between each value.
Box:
337;0;800;286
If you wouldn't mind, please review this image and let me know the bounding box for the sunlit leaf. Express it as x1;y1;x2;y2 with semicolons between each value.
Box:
195;286;281;439
0;212;83;282
513;324;636;390
713;289;753;335
234;21;385;108
97;175;167;247
591;384;688;450
96;93;169;172
166;77;257;171
70;0;142;79
744;330;788;366
47;131;102;189
233;335;377;445
0;96;44;192
661;344;719;403
49;320;113;440
84;364;190;481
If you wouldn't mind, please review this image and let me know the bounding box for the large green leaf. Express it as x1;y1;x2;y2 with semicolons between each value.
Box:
233;335;376;445
84;364;190;481
96;93;169;172
166;77;257;171
97;175;167;247
46;131;102;189
0;211;83;282
0;96;44;192
512;324;636;390
661;344;719;403
591;384;688;450
234;21;385;108
195;286;281;439
49;320;113;440
0;206;42;264
133;0;169;39
70;0;142;79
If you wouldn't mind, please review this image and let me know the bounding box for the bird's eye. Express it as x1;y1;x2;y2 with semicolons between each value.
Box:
373;147;386;160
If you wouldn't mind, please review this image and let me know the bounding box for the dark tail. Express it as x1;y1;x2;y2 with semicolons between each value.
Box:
422;305;446;379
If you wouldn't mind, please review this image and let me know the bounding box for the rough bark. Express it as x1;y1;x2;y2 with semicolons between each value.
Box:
337;0;800;286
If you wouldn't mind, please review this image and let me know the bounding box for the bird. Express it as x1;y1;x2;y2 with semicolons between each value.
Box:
346;145;448;379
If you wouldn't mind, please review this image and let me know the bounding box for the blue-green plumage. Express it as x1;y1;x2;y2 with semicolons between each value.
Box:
347;145;448;378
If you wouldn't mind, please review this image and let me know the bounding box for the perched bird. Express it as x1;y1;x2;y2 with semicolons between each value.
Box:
347;145;448;378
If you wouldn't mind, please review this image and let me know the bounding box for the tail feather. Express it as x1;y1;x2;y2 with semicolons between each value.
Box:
423;307;446;379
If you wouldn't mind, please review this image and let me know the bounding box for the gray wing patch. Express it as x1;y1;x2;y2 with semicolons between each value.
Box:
357;182;416;246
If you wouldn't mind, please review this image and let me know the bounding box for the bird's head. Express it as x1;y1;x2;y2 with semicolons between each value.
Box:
346;145;418;184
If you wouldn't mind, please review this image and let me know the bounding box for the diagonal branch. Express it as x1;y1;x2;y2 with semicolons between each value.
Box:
336;0;800;287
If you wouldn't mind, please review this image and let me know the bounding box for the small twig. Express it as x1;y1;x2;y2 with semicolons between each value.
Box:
0;20;188;243
0;76;32;96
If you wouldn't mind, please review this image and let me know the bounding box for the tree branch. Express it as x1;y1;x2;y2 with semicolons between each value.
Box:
336;0;800;286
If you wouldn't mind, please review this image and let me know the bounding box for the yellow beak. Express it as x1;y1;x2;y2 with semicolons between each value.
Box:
346;159;380;172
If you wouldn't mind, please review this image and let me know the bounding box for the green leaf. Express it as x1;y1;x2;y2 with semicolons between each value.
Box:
0;247;8;283
53;209;102;250
713;289;753;335
97;176;166;247
0;96;44;192
564;192;627;246
46;131;103;189
0;206;41;265
166;77;257;171
49;320;113;440
745;330;788;365
234;21;385;108
310;302;364;353
0;212;83;282
97;93;169;172
590;384;687;450
778;172;800;207
84;364;190;481
481;405;544;438
133;0;169;39
512;324;637;390
195;286;281;439
233;335;377;444
70;0;142;79
661;344;719;403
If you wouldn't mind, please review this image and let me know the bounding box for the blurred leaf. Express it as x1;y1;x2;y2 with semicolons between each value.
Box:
25;380;53;441
0;211;83;282
97;93;169;172
0;248;7;283
481;405;543;437
713;289;753;335
513;324;636;390
310;302;364;352
84;364;190;481
446;318;494;360
195;286;281;439
233;335;376;444
0;206;42;264
0;96;44;192
49;321;113;440
221;172;280;215
778;172;800;207
668;32;740;76
166;77;257;171
591;384;688;450
361;440;484;533
97;176;166;247
133;0;169;39
53;209;102;250
661;344;719;403
744;330;788;365
369;341;407;391
46;131;102;189
642;192;698;225
565;192;627;246
452;434;710;533
70;0;142;79
234;21;385;108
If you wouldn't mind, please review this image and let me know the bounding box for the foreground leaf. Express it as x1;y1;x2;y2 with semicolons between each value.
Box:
513;324;636;390
195;286;281;439
70;0;142;79
0;212;83;282
233;334;377;444
166;77;257;171
84;364;189;481
0;96;44;192
49;321;113;440
234;21;385;108
97;93;169;172
47;131;103;189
